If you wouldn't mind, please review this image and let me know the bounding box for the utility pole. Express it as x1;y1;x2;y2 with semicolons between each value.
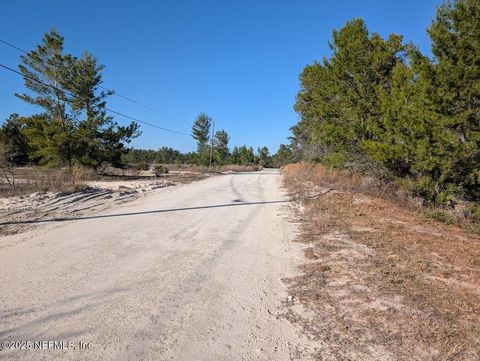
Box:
209;119;215;167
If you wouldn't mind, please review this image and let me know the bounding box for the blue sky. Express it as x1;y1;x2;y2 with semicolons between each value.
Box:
0;0;442;153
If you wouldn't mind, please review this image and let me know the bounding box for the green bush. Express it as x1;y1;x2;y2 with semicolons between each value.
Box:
137;162;149;171
154;164;169;176
465;203;480;223
424;209;455;225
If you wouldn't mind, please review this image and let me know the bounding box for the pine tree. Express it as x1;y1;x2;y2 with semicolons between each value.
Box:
294;19;405;168
272;144;293;167
15;29;76;168
257;146;272;167
15;30;140;169
214;130;230;164
230;146;240;164
236;145;255;165
191;113;212;165
67;51;140;168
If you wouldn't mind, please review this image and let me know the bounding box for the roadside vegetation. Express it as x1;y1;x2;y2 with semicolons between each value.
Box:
282;163;480;360
281;0;480;225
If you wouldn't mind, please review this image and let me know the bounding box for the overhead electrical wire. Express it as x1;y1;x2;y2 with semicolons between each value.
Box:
98;85;191;126
0;37;193;131
0;9;37;32
0;38;28;53
0;62;192;137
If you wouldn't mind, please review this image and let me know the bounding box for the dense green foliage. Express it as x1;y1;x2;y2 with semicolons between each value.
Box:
214;130;230;164
257;146;272;167
10;30;140;169
122;143;275;168
292;0;480;205
122;146;194;164
0;114;30;166
272;144;294;168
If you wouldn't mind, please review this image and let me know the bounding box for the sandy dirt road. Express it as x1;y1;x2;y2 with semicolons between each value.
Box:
0;170;311;360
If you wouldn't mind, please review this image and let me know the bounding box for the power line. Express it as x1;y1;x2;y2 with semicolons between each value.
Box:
0;39;28;54
0;63;192;137
0;37;193;128
0;9;37;32
102;108;191;136
98;85;191;126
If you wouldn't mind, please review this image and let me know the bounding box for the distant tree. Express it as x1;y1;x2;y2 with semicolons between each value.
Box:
236;145;255;165
184;151;197;164
156;146;185;164
257;146;272;167
122;148;157;164
214;129;230;164
192;113;211;149
230;146;240;164
272;144;293;167
191;113;212;165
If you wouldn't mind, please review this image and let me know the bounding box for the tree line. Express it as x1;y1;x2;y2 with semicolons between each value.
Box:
122;140;276;168
287;0;479;207
189;112;275;167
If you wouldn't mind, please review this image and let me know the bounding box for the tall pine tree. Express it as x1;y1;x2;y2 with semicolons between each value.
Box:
16;30;139;169
16;30;76;168
191;113;212;165
214;129;230;164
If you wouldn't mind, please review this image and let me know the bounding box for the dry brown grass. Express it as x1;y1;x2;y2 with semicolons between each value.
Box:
282;162;414;205
282;162;362;189
283;162;479;231
282;163;480;360
211;164;263;172
0;166;94;197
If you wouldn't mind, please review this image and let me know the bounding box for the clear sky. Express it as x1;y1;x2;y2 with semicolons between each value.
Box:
0;0;442;153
